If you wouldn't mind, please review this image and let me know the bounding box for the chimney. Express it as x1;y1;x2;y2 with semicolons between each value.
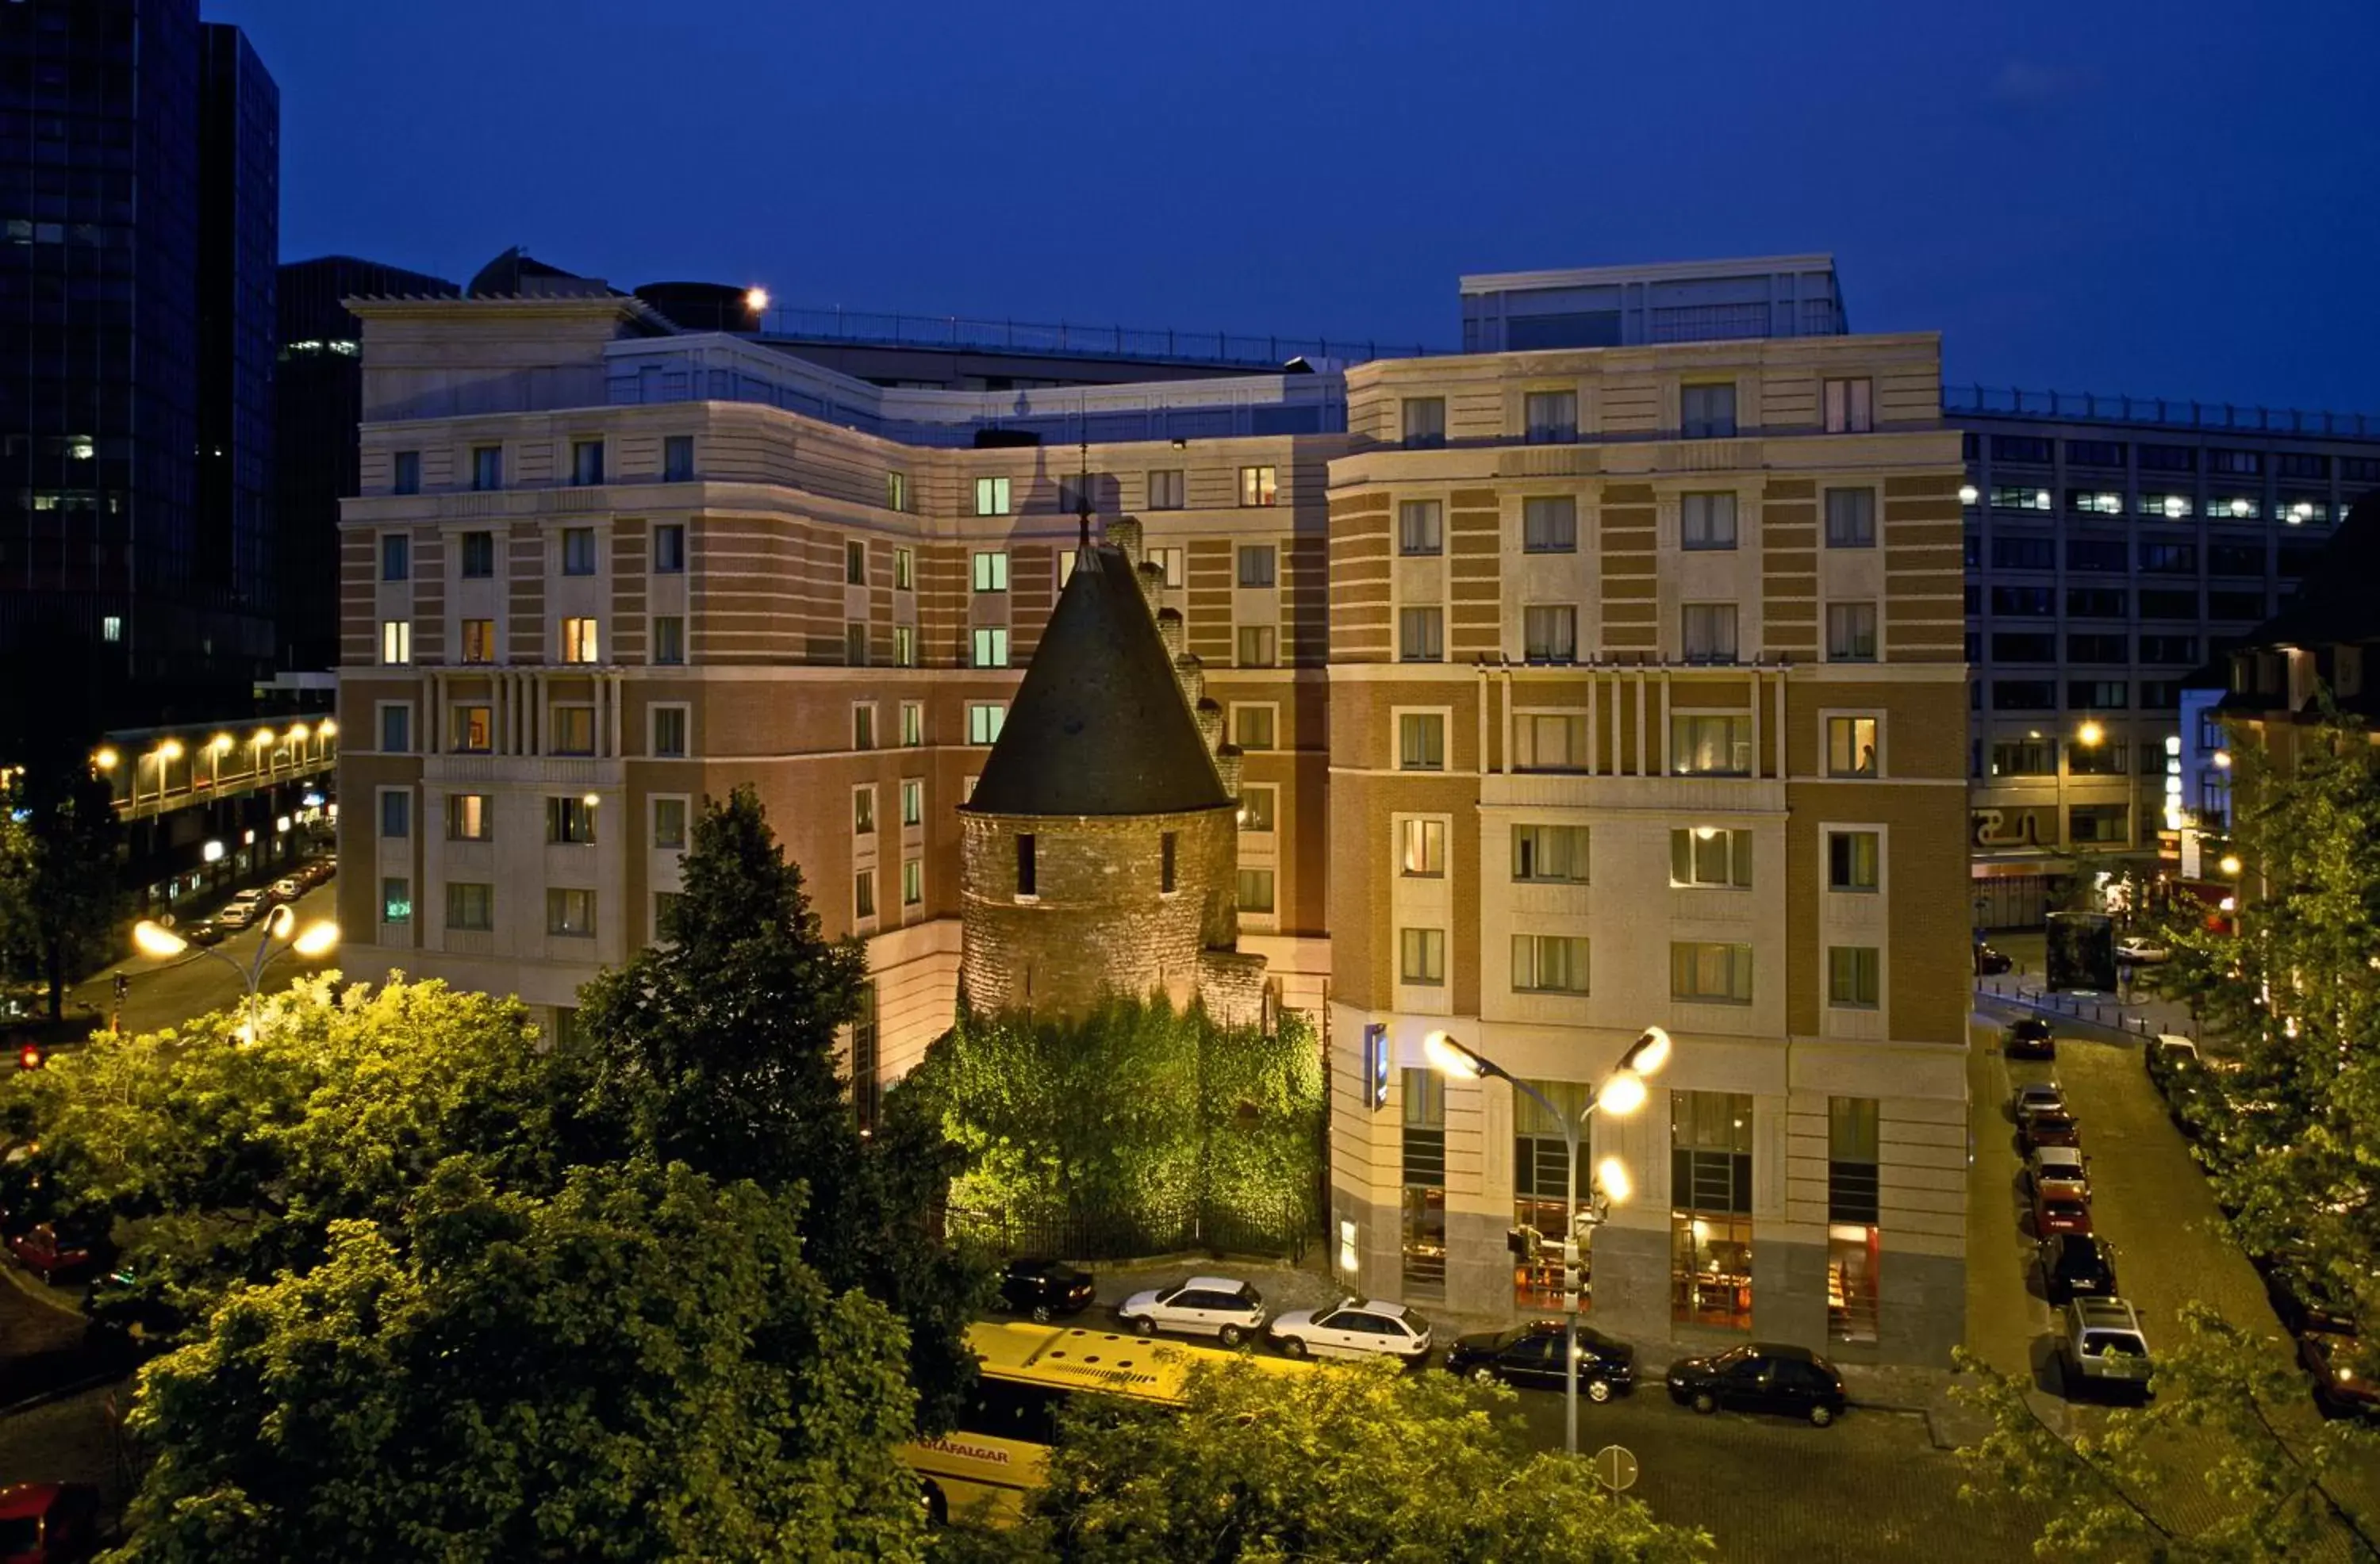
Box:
1157;607;1184;659
1214;742;1244;799
1176;653;1205;711
1196;696;1223;751
1137;559;1165;614
1107;516;1143;569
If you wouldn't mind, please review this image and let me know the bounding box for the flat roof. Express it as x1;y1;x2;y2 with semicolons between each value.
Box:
1458;254;1838;296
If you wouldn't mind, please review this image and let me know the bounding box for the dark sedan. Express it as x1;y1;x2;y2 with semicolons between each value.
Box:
1974;941;2014;976
2300;1332;2379;1420
2040;1233;2118;1305
1666;1343;1847;1427
2002;1018;2056;1060
996;1258;1096;1322
2019;1111;2084;1153
1443;1318;1635;1401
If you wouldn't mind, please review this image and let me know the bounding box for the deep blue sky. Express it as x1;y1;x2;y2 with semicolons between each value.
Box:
210;0;2379;413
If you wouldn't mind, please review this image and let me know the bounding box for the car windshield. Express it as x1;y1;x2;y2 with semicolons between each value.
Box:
1399;1311;1429;1335
1711;1346;1754;1370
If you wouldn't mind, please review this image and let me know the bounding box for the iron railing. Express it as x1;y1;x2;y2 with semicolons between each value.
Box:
758;305;1444;371
939;1193;1315;1265
1946;385;2377;439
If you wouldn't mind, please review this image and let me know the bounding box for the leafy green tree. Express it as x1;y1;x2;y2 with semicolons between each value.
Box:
0;734;123;1019
3;972;601;1327
958;1356;1707;1563
576;785;985;1428
118;1157;929;1564
1954;1312;2379;1561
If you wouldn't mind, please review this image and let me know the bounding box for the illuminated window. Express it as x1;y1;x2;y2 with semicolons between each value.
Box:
972;550;1009;592
974;476;1012;516
973;627;1009;669
1826;717;1880;777
902;858;923;907
893;547;913;590
1238;466;1277;507
967;703;1006;746
900;779;923;827
460;619;495;664
1237;867;1276;913
885;471;909;512
448;704;492;753
1670;828;1752;888
1400;818;1445;877
900;701;923;746
561;618;601;664
1828;830;1880;891
380;620;411;665
446;794;493;841
1239;784;1275;831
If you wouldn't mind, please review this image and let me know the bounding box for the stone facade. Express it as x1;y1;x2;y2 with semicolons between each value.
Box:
958;804;1240;1021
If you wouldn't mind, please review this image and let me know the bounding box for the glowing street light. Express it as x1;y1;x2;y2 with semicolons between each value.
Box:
1425;1024;1673;1457
745;286;770;315
2219;853;2243;877
2212;749;2232;770
129;903;339;1043
93;746;119;772
2075;719;2105;747
1957;484;1979;506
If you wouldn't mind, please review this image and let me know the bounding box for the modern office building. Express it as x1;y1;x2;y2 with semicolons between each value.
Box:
333;251;1972;1362
1951;394;2380;926
0;0;279;749
276;257;459;673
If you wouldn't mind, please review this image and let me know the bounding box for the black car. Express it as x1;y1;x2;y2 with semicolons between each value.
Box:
1443;1318;1635;1401
2002;1018;2056;1060
181;918;226;947
996;1258;1096;1322
1974;941;2014;976
2040;1233;2118;1305
1667;1344;1847;1426
2259;1253;2359;1338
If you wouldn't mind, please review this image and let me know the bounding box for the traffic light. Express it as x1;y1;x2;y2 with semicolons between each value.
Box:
1561;1239;1583;1302
17;1043;42;1071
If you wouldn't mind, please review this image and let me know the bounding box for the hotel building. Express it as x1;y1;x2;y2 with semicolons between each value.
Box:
336;255;1972;1359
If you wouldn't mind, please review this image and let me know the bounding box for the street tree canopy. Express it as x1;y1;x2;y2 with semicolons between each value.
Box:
957;1356;1710;1563
0;733;122;1020
117;1158;929;1564
576;784;986;1428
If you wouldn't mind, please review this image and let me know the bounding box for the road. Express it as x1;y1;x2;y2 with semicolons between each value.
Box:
62;877;343;1038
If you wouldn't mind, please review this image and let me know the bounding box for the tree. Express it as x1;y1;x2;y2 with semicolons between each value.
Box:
576;785;986;1428
1954;1312;2378;1561
2;973;605;1329
0;734;123;1019
956;1356;1708;1563
117;1157;930;1563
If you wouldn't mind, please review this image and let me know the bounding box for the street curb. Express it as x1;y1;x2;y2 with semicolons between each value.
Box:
0;1370;124;1422
0;1260;89;1322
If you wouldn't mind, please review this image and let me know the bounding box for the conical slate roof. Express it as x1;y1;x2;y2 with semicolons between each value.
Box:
964;544;1231;817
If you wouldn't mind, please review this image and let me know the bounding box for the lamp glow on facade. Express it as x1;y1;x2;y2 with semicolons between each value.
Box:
156;738;184;762
1957;484;1979;505
2213;749;2232;769
93;747;118;771
2076;719;2106;747
202;840;225;863
745;286;770;313
2219;853;2243;876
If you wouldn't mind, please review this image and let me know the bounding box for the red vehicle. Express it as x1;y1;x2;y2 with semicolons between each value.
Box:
0;1482;101;1562
2019;1111;2083;1153
6;1223;103;1286
2032;1189;2094;1237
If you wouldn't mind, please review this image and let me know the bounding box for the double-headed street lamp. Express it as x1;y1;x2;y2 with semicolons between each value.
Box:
1425;1024;1673;1458
131;904;339;1042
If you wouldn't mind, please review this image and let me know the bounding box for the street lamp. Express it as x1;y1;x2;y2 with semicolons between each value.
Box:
1426;1025;1673;1457
129;903;339;1042
2075;719;2105;748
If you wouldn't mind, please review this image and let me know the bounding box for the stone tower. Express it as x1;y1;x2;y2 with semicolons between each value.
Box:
958;518;1265;1025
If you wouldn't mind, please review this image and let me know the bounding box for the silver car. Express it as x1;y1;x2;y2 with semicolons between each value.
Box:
1115;1276;1265;1346
2062;1298;2153;1397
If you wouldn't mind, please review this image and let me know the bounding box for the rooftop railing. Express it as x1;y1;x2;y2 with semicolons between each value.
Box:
1947;385;2377;440
756;305;1445;370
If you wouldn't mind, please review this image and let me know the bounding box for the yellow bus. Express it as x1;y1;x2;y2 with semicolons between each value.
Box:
905;1319;1312;1526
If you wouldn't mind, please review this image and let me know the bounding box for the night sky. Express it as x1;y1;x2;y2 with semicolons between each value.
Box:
208;0;2379;413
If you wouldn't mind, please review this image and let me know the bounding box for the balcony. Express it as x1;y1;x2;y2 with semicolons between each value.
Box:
422;754;623;789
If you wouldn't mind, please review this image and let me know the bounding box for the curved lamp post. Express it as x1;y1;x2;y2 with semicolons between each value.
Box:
132;904;338;1042
1426;1025;1672;1458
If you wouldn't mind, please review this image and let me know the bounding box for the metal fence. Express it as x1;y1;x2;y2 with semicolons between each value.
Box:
758;305;1443;371
1945;385;2376;439
939;1193;1315;1265
1974;974;2176;1039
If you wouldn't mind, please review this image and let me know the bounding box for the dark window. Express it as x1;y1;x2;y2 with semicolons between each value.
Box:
2068;680;2128;709
1992;739;2058;775
2064;440;2126;468
1161;832;1177;894
2067;539;2129;572
2069;803;2130;844
459;531;495;578
2139;634;2198;664
1016;834;1036;897
1991;435;2054;464
1993;633;2057;662
2275;452;2328;481
2138;589;2198;619
2066;588;2126;617
663;435;694;481
2068;742;2127;776
2208;544;2264;577
1991;536;2056;571
2137;443;2197;473
2209;449;2262;477
1990;585;2056;616
1994;680;2058;710
1964;534;1982;568
2208;590;2266;621
381;534;410;582
2139;542;2197;573
1827;1098;1880;1225
2278;544;2324;578
1963;585;1980;614
2138;680;2181;709
2338;456;2380;484
2066;634;2127;664
393;450;421;495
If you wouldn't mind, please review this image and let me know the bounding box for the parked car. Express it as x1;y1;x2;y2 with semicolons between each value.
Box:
2026;1145;2092;1203
81;1267;186;1363
1974;941;2014;976
1267;1298;1433;1364
1666;1344;1848;1427
2259;1250;2360;1338
6;1219;107;1286
2060;1298;2154;1399
2116;936;2171;965
178;918;225;948
995;1258;1096;1322
0;1482;102;1562
216;895;264;930
270;877;303;902
1115;1276;1265;1346
2019;1110;2083;1153
2298;1332;2379;1420
2033;1188;2094;1237
1445;1319;1636;1400
2040;1233;2119;1305
2002;1018;2057;1060
2011;1082;2067;1124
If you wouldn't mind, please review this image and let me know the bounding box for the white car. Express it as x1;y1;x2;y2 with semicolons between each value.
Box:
2012;1083;2067;1123
1115;1276;1265;1345
216;898;263;930
2028;1145;2092;1202
2116;937;2170;965
1266;1298;1432;1363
